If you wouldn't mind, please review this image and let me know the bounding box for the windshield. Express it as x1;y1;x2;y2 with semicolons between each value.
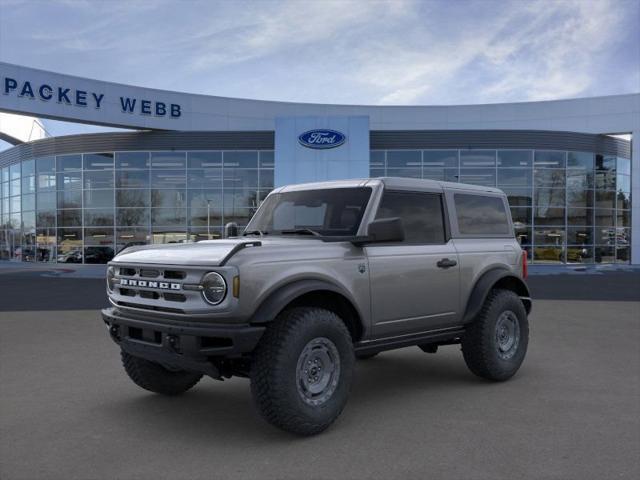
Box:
245;187;372;237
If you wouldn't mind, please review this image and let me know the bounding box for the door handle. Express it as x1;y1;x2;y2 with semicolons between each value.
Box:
437;258;457;269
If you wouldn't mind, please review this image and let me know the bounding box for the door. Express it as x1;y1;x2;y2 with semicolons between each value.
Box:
365;190;460;338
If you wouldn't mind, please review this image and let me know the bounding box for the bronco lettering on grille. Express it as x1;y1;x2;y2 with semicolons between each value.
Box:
119;278;181;290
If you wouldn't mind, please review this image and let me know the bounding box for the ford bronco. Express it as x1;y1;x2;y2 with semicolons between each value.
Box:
102;177;531;435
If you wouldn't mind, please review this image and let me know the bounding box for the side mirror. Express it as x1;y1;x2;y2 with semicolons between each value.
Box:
224;222;239;238
360;217;404;244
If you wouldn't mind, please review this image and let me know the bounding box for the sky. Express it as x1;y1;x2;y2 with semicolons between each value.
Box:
0;0;639;143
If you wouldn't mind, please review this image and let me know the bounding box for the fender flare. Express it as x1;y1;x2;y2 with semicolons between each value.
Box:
463;268;531;323
249;279;363;326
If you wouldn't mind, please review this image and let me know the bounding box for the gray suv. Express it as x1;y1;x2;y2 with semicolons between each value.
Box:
102;177;531;435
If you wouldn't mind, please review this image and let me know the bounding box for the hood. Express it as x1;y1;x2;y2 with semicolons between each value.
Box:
111;237;327;267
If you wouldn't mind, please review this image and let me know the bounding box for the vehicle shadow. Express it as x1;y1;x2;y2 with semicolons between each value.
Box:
100;350;484;443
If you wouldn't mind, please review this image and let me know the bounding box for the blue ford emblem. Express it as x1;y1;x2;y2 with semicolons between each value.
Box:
298;129;346;149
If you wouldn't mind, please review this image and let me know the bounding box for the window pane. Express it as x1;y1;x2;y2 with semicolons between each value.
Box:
534;227;565;245
21;159;35;176
568;227;593;244
57;171;82;190
594;170;616;190
57;229;83;263
116;228;149;250
533;246;564;263
83;153;114;170
510;207;531;226
595;191;616;209
595;246;615;264
498;151;532;168
616;174;630;194
259;170;274;189
84;170;114;189
38;192;57;210
223;168;258;187
259;151;275;168
84;209;114;226
57;209;82;227
223;151;258;168
370;168;385;178
22;193;35;211
116;170;149;188
567;151;594;169
117;189;150;208
595;227;616;245
21;176;36;194
534;206;565;226
566;169;593;189
566;187;593;208
151;170;186;189
514;225;532;246
616;246;630;263
188;190;223;211
84;246;114;264
151;208;187;226
502;187;532;207
616;157;630;176
151;189;186;208
567;246;593;264
57;190;82;209
84;190;114;209
422;168;458;182
187;151;222;169
594;209;615;227
534;151;566;168
596;155;616;172
459;169;496;186
617;210;630;227
188;169;222;188
460;151;495;167
37;174;56;191
36;157;55;174
188;227;222;242
386;168;421;178
567;208;593;226
370;151;385;168
373;192;445;244
189;207;222;227
116;152;149;169
387;151;421;168
36;210;56;228
535;187;565;208
454;194;510;235
423;150;458;168
498;169;531;187
534;169;565;187
117;208;150;226
150;152;186;169
57;154;82;171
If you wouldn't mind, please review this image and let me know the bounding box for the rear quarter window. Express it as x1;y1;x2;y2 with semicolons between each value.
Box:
454;193;511;235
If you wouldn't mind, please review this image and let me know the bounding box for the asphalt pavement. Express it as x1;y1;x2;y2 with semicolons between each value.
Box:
0;269;639;479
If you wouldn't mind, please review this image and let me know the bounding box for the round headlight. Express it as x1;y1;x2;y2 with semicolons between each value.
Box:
107;266;116;292
201;272;227;305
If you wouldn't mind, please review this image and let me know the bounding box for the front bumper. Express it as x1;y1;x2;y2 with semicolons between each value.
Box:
102;307;265;377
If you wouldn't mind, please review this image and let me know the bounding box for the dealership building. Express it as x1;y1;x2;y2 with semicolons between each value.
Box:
0;62;638;265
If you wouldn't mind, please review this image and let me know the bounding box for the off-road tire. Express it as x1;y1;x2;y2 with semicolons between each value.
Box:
250;307;355;436
121;350;203;395
461;289;529;381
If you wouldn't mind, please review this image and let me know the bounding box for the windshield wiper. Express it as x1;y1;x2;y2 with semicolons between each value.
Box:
243;229;268;236
280;228;322;237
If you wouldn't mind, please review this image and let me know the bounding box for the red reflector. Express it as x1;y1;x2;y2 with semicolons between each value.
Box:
522;250;528;279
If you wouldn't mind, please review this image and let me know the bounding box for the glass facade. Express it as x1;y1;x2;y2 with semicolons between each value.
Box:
0;146;632;265
0;150;274;263
371;149;632;264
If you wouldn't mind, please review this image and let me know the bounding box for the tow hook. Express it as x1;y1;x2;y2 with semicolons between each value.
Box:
109;325;121;342
166;334;180;353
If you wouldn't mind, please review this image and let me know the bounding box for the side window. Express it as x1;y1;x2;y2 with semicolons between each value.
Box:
375;191;446;244
454;193;511;235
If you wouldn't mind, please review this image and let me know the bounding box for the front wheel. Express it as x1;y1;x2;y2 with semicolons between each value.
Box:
121;351;202;395
461;289;529;381
250;307;355;435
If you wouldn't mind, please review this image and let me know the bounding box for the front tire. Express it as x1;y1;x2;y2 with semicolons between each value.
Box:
250;307;355;436
121;351;202;395
461;289;529;381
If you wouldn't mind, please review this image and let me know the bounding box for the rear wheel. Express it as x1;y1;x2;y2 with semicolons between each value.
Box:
250;307;355;435
461;289;529;381
121;351;202;395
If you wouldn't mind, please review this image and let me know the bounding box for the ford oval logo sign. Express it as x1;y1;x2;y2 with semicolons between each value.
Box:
298;129;346;149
